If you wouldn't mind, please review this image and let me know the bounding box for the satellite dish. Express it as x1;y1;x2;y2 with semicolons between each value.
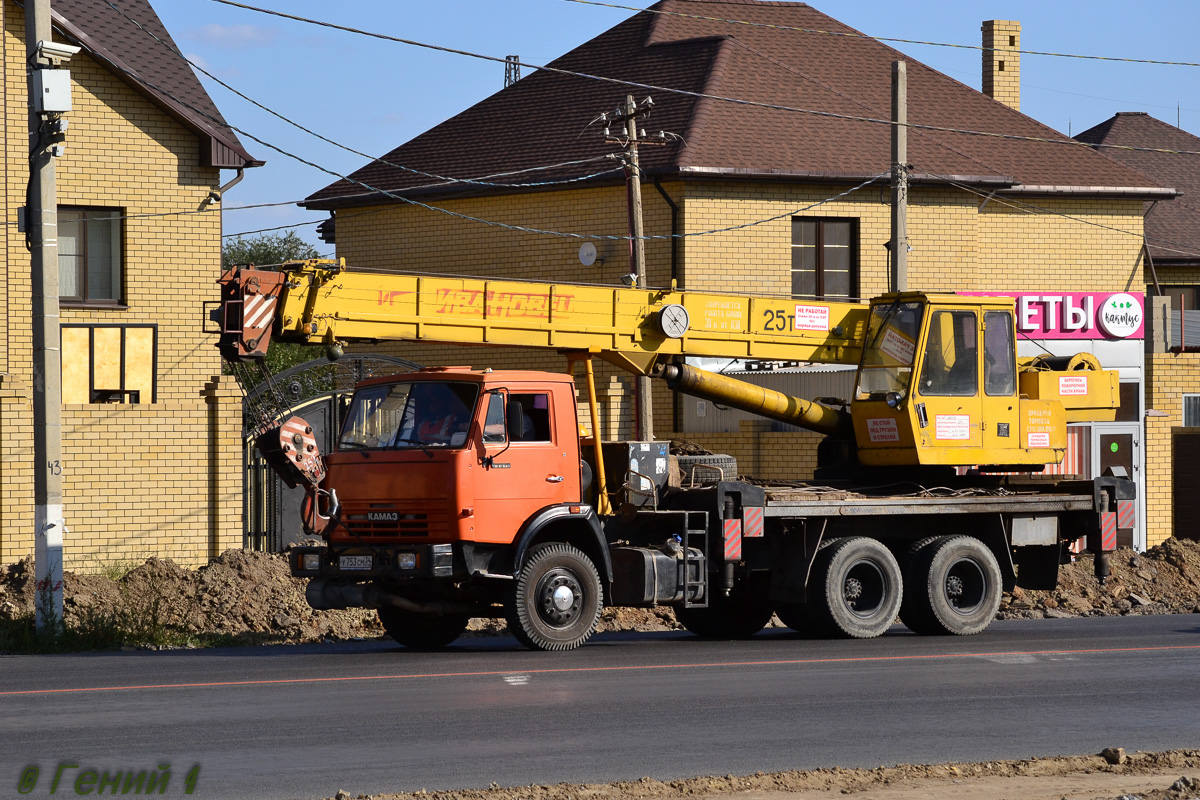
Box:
579;241;598;267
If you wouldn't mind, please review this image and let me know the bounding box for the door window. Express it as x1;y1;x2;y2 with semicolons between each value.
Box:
983;311;1015;396
918;310;978;397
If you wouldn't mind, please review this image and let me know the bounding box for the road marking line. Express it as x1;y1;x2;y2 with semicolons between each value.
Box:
4;644;1198;697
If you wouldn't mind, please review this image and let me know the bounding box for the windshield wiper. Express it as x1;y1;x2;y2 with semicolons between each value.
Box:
393;436;435;458
339;440;369;450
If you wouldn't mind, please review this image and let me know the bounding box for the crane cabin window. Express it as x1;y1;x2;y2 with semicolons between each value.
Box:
919;310;978;397
791;218;857;300
339;381;479;450
856;301;925;400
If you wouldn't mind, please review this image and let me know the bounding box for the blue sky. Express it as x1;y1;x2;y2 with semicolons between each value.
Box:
146;0;1200;253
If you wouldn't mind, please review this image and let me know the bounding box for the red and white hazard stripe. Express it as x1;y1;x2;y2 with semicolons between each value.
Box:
1099;512;1118;552
243;294;277;335
723;519;742;561
743;507;764;538
1117;499;1136;530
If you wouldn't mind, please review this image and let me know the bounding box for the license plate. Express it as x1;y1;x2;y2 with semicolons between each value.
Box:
339;555;373;571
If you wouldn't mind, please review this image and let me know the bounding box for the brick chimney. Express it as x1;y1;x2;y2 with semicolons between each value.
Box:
982;20;1021;111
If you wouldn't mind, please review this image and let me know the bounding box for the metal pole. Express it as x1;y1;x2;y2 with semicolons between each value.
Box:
624;95;653;441
890;61;908;292
26;0;65;633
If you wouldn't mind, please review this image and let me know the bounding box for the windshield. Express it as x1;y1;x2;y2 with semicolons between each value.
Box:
338;381;479;450
855;301;925;400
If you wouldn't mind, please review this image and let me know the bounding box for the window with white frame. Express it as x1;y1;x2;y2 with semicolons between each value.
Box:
1184;394;1200;427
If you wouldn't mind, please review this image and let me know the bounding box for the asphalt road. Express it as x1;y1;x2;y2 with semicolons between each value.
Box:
2;614;1199;800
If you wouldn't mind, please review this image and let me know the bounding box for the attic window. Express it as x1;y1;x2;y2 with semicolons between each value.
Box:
998;60;1005;72
1009;35;1015;47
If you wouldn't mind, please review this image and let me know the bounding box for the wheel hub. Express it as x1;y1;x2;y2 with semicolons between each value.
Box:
945;575;964;599
537;569;583;627
843;577;864;602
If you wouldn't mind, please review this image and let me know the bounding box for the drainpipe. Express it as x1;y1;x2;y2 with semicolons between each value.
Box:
651;178;679;285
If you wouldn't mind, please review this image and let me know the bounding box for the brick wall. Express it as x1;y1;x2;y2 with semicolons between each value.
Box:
1145;351;1200;548
1;4;240;569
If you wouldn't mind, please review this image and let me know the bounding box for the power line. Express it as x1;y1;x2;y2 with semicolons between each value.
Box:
204;0;1200;159
102;22;894;244
558;0;1200;69
916;164;1200;260
106;1;624;191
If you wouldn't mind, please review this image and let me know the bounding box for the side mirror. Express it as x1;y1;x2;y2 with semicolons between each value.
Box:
885;391;904;409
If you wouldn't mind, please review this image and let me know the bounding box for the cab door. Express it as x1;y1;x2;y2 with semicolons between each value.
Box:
470;389;568;544
981;310;1021;458
913;308;983;459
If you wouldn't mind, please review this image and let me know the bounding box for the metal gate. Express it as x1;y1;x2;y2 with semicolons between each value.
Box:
242;354;420;551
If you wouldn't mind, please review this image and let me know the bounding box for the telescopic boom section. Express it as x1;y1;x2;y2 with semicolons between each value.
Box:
216;260;871;375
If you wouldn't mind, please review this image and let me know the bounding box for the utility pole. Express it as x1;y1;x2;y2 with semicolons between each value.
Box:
890;61;908;292
623;94;653;441
26;0;70;633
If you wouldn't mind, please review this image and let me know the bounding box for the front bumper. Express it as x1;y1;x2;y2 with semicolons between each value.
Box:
289;543;455;580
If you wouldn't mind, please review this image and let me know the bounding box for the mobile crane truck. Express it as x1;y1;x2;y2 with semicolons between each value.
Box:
216;259;1135;650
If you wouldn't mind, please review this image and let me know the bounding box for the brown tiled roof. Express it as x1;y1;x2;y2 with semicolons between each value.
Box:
1075;112;1200;265
45;0;260;169
305;0;1160;210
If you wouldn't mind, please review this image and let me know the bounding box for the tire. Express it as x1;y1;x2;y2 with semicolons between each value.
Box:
675;581;773;639
506;543;603;651
902;535;1003;636
807;537;903;639
377;607;470;650
899;536;944;634
774;601;812;633
675;454;737;486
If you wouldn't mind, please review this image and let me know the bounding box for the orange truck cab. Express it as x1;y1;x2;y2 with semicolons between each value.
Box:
288;367;620;649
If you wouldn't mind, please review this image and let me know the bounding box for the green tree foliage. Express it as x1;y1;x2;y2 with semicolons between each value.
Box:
222;232;325;378
222;230;321;268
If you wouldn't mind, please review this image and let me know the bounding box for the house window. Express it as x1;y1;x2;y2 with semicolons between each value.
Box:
1184;394;1200;427
1163;286;1200;312
59;207;122;303
791;218;856;299
60;325;156;404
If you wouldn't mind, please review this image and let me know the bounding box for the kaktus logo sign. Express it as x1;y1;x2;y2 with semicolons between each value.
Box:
1098;293;1144;339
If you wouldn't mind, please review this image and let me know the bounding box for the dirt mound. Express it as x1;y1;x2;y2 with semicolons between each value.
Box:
320;750;1200;800
2;538;1199;650
998;538;1200;620
0;550;382;647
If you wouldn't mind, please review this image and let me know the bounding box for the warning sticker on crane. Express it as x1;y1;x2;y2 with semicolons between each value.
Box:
879;328;916;365
1058;375;1089;396
935;414;971;440
793;304;830;332
1028;431;1051;448
866;418;900;442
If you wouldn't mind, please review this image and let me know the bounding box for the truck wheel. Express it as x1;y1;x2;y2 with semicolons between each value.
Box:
903;535;1002;636
506;543;603;651
774;601;811;633
676;585;773;639
808;537;902;639
675;454;737;485
899;536;944;634
377;607;470;650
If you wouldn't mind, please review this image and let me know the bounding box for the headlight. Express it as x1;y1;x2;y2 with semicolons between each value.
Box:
302;553;321;571
397;553;418;570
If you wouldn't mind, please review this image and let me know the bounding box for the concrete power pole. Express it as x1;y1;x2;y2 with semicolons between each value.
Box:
26;0;67;633
624;94;653;441
890;61;908;292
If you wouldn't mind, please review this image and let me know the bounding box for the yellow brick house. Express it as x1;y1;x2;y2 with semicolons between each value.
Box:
303;2;1174;546
0;0;260;569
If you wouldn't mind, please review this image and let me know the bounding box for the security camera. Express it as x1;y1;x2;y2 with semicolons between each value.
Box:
37;40;81;63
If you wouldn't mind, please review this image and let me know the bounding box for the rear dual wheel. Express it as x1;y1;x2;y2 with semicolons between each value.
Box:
806;537;903;639
900;535;1002;636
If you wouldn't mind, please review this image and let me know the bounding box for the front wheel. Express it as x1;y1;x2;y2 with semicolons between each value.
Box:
377;607;470;650
902;536;1002;636
506;543;603;651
